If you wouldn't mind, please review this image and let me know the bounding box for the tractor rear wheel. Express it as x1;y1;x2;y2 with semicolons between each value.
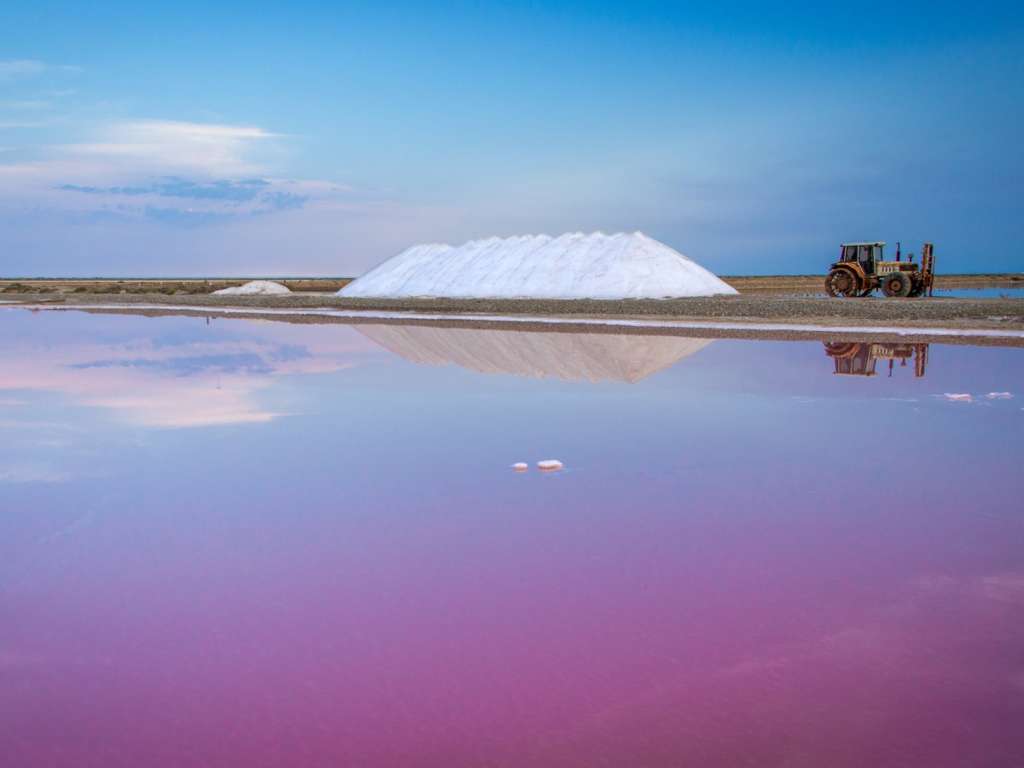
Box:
824;342;858;357
825;268;860;298
881;272;912;298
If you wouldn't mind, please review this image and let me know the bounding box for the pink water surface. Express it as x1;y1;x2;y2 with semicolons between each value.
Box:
1;310;1022;766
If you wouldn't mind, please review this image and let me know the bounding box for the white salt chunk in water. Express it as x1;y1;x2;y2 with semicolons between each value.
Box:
944;393;973;402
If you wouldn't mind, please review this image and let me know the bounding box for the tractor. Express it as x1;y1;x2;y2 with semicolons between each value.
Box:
823;341;929;378
825;242;935;298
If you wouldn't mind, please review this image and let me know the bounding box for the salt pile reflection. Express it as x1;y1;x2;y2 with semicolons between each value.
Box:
354;323;713;382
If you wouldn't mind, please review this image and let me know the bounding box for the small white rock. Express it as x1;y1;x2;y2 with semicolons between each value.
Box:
537;459;563;471
512;462;528;472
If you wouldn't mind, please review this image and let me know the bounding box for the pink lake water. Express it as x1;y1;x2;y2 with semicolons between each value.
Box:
1;309;1023;767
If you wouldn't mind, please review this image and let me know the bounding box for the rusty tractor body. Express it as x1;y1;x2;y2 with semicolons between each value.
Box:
826;242;935;298
824;341;929;378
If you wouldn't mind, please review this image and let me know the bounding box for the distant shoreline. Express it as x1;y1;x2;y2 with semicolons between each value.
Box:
1;273;1022;296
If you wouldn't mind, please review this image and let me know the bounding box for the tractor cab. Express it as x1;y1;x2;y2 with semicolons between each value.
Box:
839;242;885;275
827;342;877;376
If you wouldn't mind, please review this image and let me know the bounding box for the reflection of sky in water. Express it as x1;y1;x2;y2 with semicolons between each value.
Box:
933;286;1024;298
1;309;1023;767
0;311;376;429
783;286;1024;299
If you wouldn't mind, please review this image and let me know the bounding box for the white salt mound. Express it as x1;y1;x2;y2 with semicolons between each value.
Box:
339;232;737;299
537;460;563;471
213;280;291;296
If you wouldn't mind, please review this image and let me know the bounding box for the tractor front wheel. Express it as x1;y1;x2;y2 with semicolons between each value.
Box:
826;268;860;298
881;272;912;298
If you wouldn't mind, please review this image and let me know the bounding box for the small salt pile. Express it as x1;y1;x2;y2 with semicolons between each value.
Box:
213;280;291;296
537;459;563;471
512;462;528;472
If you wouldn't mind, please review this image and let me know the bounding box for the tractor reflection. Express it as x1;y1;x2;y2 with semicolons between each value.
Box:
823;342;929;378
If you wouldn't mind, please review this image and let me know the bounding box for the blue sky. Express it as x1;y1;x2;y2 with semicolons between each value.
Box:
1;1;1021;276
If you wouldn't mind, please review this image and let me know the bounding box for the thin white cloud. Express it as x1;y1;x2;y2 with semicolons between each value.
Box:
0;119;281;183
985;391;1013;400
0;120;51;129
64;119;279;176
1;100;52;110
0;60;80;79
0;118;335;222
941;393;973;403
0;60;46;78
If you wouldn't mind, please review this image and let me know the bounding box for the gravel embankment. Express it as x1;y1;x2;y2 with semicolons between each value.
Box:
5;292;1024;331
